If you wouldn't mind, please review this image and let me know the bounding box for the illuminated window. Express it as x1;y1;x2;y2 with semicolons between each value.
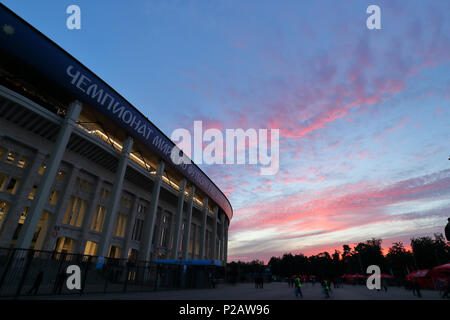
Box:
28;185;38;200
0;200;9;229
108;245;120;259
195;232;200;255
91;205;106;232
54;237;75;254
18;207;28;224
113;213;127;238
62;196;86;227
5;177;19;194
5;152;18;165
101;188;110;199
48;190;59;205
12;207;28;242
17;157;28;168
38;163;46;175
83;241;98;256
0;173;8;191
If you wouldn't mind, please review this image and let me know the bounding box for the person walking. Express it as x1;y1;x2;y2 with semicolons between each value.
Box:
322;280;330;298
413;278;422;298
442;281;449;299
294;277;303;298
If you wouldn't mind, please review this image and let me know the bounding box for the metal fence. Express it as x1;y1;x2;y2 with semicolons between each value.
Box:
0;247;219;298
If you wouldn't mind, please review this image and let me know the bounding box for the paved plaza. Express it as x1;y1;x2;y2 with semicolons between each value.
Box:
23;282;445;300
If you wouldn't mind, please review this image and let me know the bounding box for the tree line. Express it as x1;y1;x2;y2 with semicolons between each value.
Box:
227;234;450;280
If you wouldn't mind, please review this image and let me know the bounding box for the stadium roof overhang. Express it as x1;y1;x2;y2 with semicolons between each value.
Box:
0;3;233;221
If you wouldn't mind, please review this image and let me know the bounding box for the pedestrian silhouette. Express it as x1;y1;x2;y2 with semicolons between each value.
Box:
294;277;303;298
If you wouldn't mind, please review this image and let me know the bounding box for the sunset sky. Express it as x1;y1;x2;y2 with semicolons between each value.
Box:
5;0;450;262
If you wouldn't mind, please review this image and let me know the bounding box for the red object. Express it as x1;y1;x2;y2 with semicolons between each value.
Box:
340;273;366;284
429;263;450;287
431;263;450;273
406;269;435;289
380;273;395;279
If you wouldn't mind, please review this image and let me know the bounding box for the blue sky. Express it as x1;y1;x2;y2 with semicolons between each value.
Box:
4;0;450;262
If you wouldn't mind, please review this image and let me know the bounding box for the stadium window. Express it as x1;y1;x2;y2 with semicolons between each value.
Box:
48;190;59;205
18;207;28;224
28;185;38;200
137;204;146;214
91;205;106;232
0;173;8;191
63;196;86;227
113;213;127;238
5;152;18;165
108;245;120;259
101;188;110;200
0;147;6;161
54;236;75;254
11;207;28;242
38;163;46;175
5;177;19;194
83;241;98;256
75;200;87;227
17;157;28;168
132;218;144;241
0;200;9;229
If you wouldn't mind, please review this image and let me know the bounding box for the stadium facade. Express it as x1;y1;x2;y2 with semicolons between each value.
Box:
0;4;232;263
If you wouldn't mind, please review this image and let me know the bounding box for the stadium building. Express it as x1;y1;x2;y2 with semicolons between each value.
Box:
0;4;232;264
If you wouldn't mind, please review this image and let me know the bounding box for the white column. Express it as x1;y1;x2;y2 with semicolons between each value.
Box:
210;206;218;260
182;185;195;259
97;136;133;257
15;100;82;249
199;197;208;259
139;160;164;261
171;179;186;259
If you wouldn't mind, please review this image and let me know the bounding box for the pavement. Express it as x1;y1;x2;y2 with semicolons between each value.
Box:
19;282;446;300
